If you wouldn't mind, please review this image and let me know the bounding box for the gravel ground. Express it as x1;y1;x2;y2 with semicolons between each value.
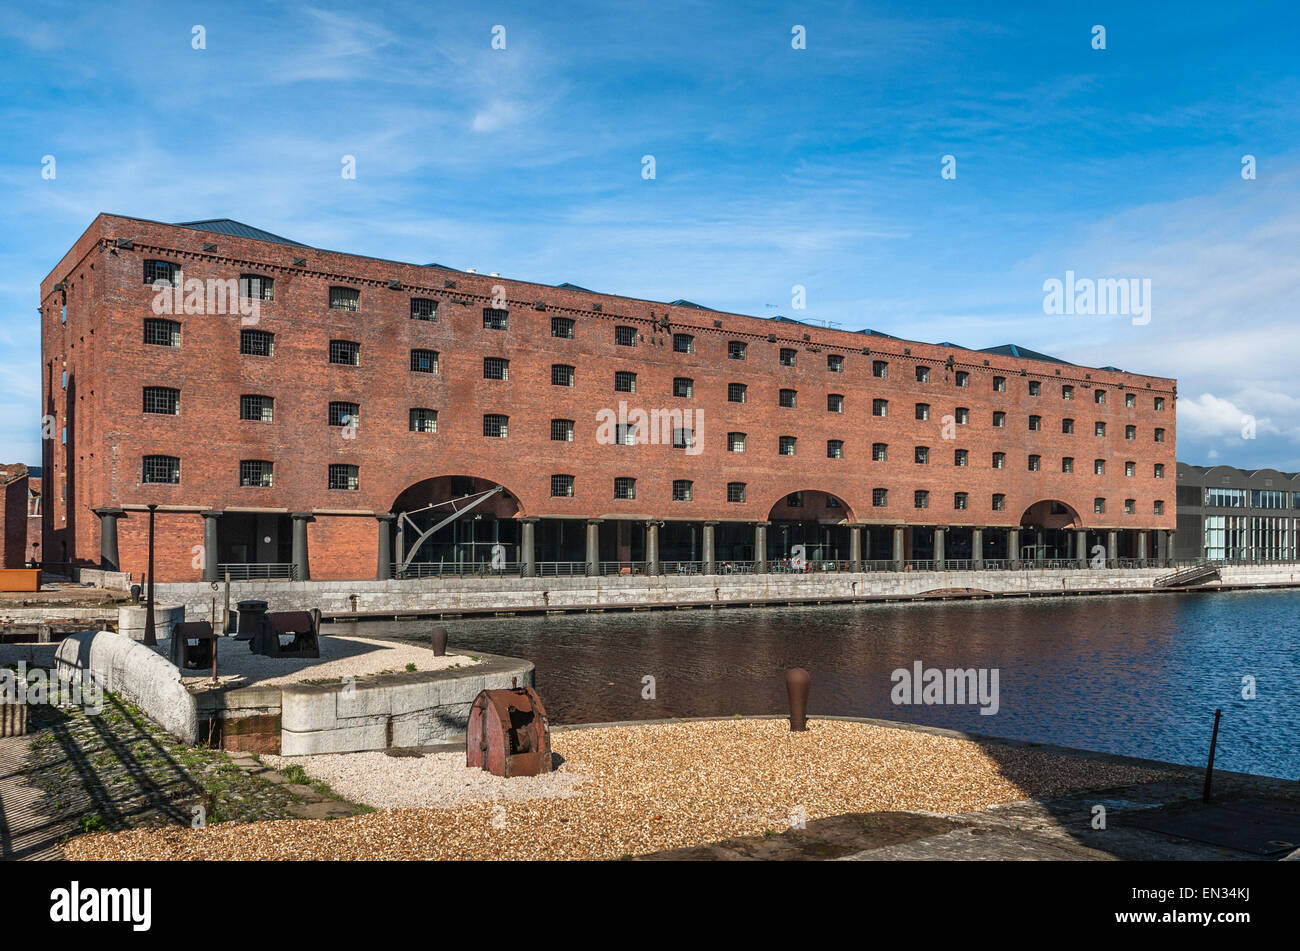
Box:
161;635;474;689
63;719;1179;861
262;750;587;810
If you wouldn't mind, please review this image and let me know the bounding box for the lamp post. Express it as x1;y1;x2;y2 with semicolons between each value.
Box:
142;504;158;647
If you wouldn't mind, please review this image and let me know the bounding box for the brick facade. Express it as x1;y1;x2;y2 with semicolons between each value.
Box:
40;214;1178;582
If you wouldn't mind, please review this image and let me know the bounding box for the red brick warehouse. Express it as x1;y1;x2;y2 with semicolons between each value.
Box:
39;214;1178;583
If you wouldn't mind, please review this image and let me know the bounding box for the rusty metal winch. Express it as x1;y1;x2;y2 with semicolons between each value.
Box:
466;684;552;777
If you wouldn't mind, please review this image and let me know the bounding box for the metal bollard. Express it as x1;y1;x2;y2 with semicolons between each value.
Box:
786;668;810;731
430;625;448;657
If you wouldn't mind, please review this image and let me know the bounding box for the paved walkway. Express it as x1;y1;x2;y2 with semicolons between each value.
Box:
0;734;66;860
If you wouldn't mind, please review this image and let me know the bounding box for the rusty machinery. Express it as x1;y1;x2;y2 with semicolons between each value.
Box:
233;601;322;659
467;684;552;777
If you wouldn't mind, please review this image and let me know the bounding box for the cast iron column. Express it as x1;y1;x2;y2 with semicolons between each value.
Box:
585;518;602;576
702;521;716;574
1009;528;1021;567
645;520;660;575
94;508;125;572
1106;529;1118;567
933;527;945;570
972;527;983;569
848;525;861;571
753;521;768;573
201;510;222;582
291;512;313;581
1076;529;1088;567
892;526;904;570
142;504;157;647
376;513;395;580
520;517;537;577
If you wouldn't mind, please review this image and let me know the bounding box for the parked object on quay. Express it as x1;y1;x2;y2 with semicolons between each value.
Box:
467;683;553;778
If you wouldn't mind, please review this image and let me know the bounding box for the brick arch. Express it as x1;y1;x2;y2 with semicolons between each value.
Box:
389;474;527;519
1018;498;1083;530
764;488;857;523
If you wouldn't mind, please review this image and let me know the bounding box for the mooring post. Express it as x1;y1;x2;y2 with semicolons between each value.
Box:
1203;708;1222;803
430;625;448;657
786;668;810;731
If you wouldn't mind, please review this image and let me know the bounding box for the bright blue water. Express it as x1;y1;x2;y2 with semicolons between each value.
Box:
372;588;1300;779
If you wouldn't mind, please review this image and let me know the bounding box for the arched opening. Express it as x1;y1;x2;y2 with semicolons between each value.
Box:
390;476;523;575
766;491;855;567
1018;499;1081;562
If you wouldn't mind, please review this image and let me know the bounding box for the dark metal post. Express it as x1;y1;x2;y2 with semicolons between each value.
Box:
430;625;447;657
786;668;810;731
142;504;158;646
1203;708;1222;803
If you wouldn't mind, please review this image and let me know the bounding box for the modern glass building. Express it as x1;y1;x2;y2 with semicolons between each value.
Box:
1175;463;1300;562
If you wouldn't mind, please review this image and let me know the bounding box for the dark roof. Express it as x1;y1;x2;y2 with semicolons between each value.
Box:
422;262;460;271
669;299;707;309
556;282;594;292
175;219;308;247
856;328;900;339
979;343;1073;366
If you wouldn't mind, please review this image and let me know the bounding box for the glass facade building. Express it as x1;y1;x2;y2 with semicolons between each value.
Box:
1176;463;1300;562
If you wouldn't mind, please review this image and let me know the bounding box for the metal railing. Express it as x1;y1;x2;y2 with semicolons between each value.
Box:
401;561;522;579
217;563;297;580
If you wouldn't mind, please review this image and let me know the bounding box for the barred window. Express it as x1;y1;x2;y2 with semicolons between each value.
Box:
873;398;888;417
727;482;746;503
827;439;844;459
827;353;844;372
1154;428;1166;442
239;460;273;487
915;365;930;383
1062;418;1074;434
329;401;359;427
1095;421;1106;437
992;376;1006;392
144;318;181;347
615;477;637;500
483;414;508;437
728;341;747;360
615;423;637;446
483;307;509;330
915;403;930;421
142;455;180;484
728;432;746;453
551;418;574;441
954;492;968;510
780;348;797;366
484;357;510;380
955;370;969;387
672;479;693;501
330;340;360;365
143;260;178;286
872;442;887;462
1029;415;1041;431
328;464;359;490
410;349;438;373
954;449;968;466
992;452;1005;468
410;408;438;433
1094;497;1106;514
779;388;797;408
993;411;1006;427
955;407;969;424
1028;380;1041;396
411;298;438;320
779;435;797;456
1062;456;1074;473
329;286;360;311
1154;500;1165;515
615;371;637;393
915;446;929;464
1126;425;1137;440
551;316;574;338
1154;463;1165;478
872;360;888;379
615;325;637;346
992;493;1006;511
1028;454;1041;471
240;275;274;300
1125;393;1137;408
673;333;694;353
552;364;575;386
241;329;274;356
1094;389;1107;405
672;427;694;450
1154;397;1165;411
673;377;694;398
240;394;273;422
873;488;888;507
550;474;574;498
828;393;844;413
914;490;929;510
1094;459;1106;475
142;386;179;415
728;382;747;403
1125;461;1136;477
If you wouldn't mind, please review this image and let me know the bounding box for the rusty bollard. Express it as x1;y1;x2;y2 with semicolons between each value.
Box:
430;625;448;657
786;668;810;731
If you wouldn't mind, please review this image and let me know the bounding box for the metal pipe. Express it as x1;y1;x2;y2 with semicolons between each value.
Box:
1203;708;1222;803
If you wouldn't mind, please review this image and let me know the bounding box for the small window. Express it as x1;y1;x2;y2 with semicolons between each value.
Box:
915;365;930;383
872;360;888;379
1028;415;1041;431
786;492;803;508
1154;428;1165;442
615;326;637;346
673;333;695;353
1125;461;1136;477
728;341;747;360
955;370;969;387
240;329;274;357
410;349;438;373
914;490;929;510
672;479;693;501
993;411;1006;427
144;318;181;347
727;382;747;403
329;286;360;311
992;452;1005;469
1094;498;1106;515
1154;463;1165;479
779;435;797;456
1062;456;1074;473
552;364;575;386
1125;425;1136;440
827;439;844;459
954;449;968;467
992;493;1006;511
673;377;694;398
238;275;274;301
828;393;844;413
1028;380;1041;396
1125;499;1135;515
551;419;574;442
780;348;797;366
330;340;360;365
142;455;180;484
1095;421;1106;437
727;482;746;503
1154;396;1166;411
728;432;746;453
1125;393;1136;408
915;446;929;464
483;414;509;437
550;316;574;338
1062;384;1074;400
615;477;637;500
411;298;437;321
142;386;179;415
672;427;695;451
1094;459;1106;475
329;401;359;427
827;353;844;372
992;376;1006;392
484;357;510;380
615;423;637;446
872;443;888;462
779;388;797;408
483;307;509;330
954;492;968;510
328;464;359;491
873;488;888;507
955;407;970;424
1154;500;1165;515
550;475;575;498
143;260;179;286
915;403;930;421
1028;454;1041;471
1062;418;1074;434
1094;389;1107;405
616;372;638;393
240;394;273;422
873;398;888;417
410;408;438;433
239;460;273;488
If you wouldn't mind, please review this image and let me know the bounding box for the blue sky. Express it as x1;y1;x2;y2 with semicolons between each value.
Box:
1;0;1297;468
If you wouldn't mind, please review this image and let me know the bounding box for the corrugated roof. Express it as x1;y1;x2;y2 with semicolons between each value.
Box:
669;299;706;309
174;219;309;247
979;343;1073;366
556;282;594;292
